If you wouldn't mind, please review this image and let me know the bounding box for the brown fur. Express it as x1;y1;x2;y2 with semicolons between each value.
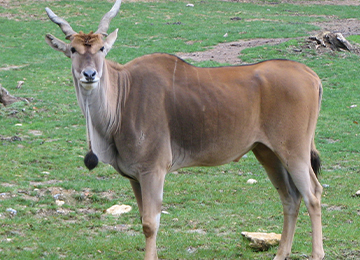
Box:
71;31;103;54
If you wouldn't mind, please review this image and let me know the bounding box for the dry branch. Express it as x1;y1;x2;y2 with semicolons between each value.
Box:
309;31;353;51
0;84;29;106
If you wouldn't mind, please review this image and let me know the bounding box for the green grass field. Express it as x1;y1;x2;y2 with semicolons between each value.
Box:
1;0;360;259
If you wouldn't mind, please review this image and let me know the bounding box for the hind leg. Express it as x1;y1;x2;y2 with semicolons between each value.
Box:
284;160;324;260
253;144;302;260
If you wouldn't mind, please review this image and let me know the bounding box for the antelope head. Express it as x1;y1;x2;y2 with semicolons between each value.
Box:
45;0;122;91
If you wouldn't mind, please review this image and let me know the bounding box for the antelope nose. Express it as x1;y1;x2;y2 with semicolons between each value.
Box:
82;69;97;81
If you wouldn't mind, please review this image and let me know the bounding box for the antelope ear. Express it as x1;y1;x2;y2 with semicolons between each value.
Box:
45;33;71;58
103;29;118;56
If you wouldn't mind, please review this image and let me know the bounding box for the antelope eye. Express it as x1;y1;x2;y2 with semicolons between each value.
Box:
70;47;76;54
100;46;105;52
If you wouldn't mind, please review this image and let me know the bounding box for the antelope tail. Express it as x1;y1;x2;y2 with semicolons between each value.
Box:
84;150;99;171
311;80;322;179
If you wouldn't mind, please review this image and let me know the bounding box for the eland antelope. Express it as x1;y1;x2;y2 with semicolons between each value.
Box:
45;0;324;259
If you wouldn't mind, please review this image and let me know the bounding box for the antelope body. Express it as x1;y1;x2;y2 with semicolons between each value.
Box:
45;1;325;259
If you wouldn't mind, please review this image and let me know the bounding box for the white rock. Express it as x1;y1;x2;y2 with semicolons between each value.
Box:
247;178;257;184
186;4;194;7
17;81;24;89
241;231;281;251
6;208;17;215
106;205;132;216
223;33;228;37
55;200;65;206
356;190;360;196
28;130;42;136
161;210;170;214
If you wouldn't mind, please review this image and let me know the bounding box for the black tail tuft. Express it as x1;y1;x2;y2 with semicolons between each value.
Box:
311;150;321;178
84;151;98;171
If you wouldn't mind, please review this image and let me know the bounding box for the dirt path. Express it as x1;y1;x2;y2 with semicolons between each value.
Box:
178;38;290;64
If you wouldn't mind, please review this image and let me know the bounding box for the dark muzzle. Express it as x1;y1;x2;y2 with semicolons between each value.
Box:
82;69;97;82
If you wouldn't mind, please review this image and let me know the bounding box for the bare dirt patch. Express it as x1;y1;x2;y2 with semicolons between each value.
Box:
312;19;360;37
178;38;290;64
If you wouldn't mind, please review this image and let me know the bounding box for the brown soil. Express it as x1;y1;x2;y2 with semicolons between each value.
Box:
178;38;292;65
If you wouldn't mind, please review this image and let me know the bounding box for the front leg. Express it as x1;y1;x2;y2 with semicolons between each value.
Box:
138;171;165;260
130;179;143;219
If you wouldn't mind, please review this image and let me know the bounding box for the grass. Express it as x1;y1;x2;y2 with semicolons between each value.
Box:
1;0;360;259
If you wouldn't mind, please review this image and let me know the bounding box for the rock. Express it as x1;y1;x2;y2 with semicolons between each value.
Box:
55;200;65;206
53;194;64;200
6;208;17;216
105;204;132;216
356;190;360;196
246;179;257;184
16;81;24;89
186;4;194;7
241;231;281;251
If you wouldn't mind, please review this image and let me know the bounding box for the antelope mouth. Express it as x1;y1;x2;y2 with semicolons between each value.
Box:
80;79;100;90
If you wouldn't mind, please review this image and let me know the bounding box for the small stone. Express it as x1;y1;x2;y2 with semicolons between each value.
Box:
161;210;170;214
53;194;64;200
322;184;330;188
187;246;196;253
355;190;360;196
186;4;194;7
105;205;132;216
28;130;42;136
55;200;65;206
241;231;281;251
6;208;17;215
247;179;257;184
16;81;24;89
